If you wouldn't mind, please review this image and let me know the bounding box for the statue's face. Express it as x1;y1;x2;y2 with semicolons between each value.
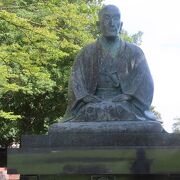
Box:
99;7;122;38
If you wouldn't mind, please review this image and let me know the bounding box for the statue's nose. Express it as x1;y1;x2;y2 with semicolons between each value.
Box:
109;19;115;26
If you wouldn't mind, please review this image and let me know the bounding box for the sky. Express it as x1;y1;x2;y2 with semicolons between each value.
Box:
104;0;180;132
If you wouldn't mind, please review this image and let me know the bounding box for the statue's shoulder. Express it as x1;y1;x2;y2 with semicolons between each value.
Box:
124;41;144;57
79;41;97;55
75;41;97;63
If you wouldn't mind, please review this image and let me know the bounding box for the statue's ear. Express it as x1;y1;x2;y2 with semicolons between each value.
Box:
96;21;100;32
120;21;123;33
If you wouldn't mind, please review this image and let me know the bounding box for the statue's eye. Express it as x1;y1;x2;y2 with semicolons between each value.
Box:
114;17;119;21
104;15;110;20
113;15;120;21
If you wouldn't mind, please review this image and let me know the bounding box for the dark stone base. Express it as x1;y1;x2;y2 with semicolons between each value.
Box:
7;121;180;178
21;133;180;147
49;121;164;134
8;145;180;176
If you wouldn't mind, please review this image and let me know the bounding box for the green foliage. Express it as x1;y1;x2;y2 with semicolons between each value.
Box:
172;118;180;133
121;30;143;46
0;0;142;147
0;119;19;147
0;0;102;147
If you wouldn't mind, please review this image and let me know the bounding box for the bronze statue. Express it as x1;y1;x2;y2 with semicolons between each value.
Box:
63;5;156;122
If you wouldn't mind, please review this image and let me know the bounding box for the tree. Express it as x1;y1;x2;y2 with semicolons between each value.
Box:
0;0;142;147
172;117;180;133
121;30;143;46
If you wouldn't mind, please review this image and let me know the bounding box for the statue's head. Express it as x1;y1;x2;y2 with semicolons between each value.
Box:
98;5;123;38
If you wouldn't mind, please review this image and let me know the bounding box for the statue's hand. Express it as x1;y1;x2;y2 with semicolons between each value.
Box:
111;94;131;102
83;95;101;103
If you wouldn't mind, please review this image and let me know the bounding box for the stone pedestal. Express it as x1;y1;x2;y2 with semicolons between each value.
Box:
49;121;164;134
7;121;180;180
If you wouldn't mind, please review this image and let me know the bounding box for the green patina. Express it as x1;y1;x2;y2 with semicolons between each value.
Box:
8;148;180;175
8;149;135;174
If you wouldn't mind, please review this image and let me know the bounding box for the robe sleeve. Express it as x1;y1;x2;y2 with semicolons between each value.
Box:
66;49;88;115
120;43;154;112
64;43;98;119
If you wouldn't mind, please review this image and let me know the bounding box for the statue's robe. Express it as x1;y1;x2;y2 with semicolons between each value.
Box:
64;39;154;121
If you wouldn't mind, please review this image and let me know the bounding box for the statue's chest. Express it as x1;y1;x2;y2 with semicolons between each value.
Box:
97;51;129;77
98;54;116;73
97;53;121;88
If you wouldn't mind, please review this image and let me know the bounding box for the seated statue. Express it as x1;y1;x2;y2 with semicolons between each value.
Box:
63;5;157;122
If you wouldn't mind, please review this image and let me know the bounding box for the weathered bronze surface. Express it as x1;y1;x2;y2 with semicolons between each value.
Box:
64;5;156;122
